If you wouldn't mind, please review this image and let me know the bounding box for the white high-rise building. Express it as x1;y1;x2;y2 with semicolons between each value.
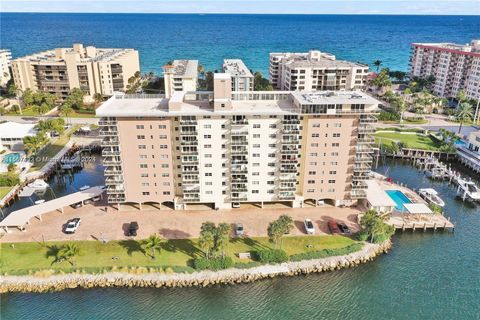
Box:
163;60;198;98
0;49;12;87
269;50;369;91
222;59;254;91
410;40;480;100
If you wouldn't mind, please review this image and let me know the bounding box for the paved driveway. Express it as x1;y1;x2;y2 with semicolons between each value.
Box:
1;201;361;243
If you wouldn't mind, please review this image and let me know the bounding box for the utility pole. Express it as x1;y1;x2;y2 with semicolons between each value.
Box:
474;99;480;125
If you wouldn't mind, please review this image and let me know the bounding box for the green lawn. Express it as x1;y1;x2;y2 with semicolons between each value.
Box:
7;107;41;116
28;125;79;172
0;235;358;275
0;186;14;199
66;110;96;118
375;132;441;150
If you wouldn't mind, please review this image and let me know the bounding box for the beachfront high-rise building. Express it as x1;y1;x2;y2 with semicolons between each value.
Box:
222;59;254;91
410;40;480;100
0;49;12;87
269;50;369;91
97;75;379;210
163;60;198;98
10;43;140;100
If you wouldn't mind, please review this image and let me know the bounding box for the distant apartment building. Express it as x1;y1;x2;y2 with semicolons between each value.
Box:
410;40;480;100
222;59;254;91
163;60;198;98
11;43;140;100
97;74;379;210
269;50;369;91
0;49;12;87
0;121;36;151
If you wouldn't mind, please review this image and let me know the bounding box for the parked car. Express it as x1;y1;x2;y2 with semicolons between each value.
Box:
65;218;81;234
128;221;139;236
235;223;244;236
304;218;315;234
232;202;241;208
328;220;341;234
338;223;351;235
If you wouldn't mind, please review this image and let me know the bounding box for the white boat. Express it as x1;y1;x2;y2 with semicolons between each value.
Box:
456;178;480;202
34;199;45;205
419;188;445;207
79;185;90;191
27;179;49;190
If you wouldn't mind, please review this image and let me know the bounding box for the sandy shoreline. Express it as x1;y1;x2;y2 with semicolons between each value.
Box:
0;240;391;293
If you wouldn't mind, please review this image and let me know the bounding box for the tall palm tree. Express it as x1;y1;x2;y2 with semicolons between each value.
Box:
142;234;162;259
199;222;215;259
373;60;382;72
456;102;473;134
215;223;231;257
393;96;408;122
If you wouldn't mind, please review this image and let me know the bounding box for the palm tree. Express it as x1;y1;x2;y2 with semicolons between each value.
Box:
199;222;215;259
456;102;473;134
57;244;80;266
60;103;74;125
197;64;205;80
393;96;408;122
142;234;162;259
373;60;382;72
215;223;231;257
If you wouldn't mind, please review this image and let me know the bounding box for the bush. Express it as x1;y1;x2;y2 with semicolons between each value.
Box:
356;230;369;241
0;172;20;187
256;249;288;264
378;111;400;121
289;244;363;262
193;256;234;271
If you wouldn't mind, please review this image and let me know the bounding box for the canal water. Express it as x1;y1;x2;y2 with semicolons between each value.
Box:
1;158;480;320
1;152;105;218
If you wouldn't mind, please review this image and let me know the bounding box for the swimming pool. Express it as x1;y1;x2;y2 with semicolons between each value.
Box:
2;153;21;164
386;190;411;211
455;140;468;148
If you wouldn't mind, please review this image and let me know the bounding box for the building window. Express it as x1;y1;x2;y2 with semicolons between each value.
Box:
136;125;144;129
142;192;150;196
140;164;148;168
137;135;145;139
138;145;146;149
308;180;315;184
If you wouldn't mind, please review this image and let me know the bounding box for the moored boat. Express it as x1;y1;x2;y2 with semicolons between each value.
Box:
418;188;445;207
27;179;49;190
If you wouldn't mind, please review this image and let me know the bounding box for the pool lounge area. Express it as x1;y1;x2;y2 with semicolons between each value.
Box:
386;190;412;211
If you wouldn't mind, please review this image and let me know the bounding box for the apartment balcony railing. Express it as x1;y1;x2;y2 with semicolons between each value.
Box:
231;195;248;201
104;168;123;175
231;140;248;146
184;197;201;203
356;145;374;153
352;174;371;181
108;195;125;203
279;186;296;191
350;190;367;199
281;148;299;155
231;187;248;192
182;169;199;174
358;125;376;134
355;155;373;163
354;164;371;172
282;139;299;145
278;193;295;200
357;137;375;144
183;189;200;194
231;148;247;155
102;139;120;146
231;166;248;174
181;150;199;155
182;179;200;185
107;187;125;194
352;181;368;190
282;119;300;125
281;157;298;163
103;158;122;166
280;167;297;173
102;150;121;157
282;129;300;135
99;129;118;137
105;176;124;184
231;178;248;183
180;119;198;125
180;140;198;146
231;119;249;126
180;130;198;136
99;119;117;126
359;115;378;124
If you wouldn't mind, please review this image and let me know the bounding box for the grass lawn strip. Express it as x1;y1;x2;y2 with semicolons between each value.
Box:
375;132;440;150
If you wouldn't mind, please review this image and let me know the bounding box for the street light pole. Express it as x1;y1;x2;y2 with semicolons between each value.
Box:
474;99;480;125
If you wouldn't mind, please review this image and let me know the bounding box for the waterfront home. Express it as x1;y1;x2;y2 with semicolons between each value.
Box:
0;121;36;151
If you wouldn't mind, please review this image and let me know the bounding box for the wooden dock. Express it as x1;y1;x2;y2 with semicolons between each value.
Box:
388;213;454;231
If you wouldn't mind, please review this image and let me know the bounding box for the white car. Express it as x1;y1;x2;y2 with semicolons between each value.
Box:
65;218;81;234
235;223;244;236
304;219;315;234
232;202;241;208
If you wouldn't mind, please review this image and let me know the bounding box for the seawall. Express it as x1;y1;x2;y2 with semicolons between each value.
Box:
0;241;391;293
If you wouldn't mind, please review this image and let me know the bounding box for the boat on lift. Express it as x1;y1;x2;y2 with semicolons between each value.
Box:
456;177;480;202
27;179;49;191
79;185;91;191
34;199;46;205
419;188;445;207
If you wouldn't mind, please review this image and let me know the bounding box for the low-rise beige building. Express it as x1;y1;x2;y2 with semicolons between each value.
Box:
97;75;379;210
11;43;140;100
163;60;198;98
410;40;480;100
269;50;369;91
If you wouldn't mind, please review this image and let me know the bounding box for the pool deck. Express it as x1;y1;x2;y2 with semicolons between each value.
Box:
372;173;455;231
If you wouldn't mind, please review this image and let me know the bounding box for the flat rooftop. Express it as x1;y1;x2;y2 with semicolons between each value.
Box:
96;90;380;117
413;40;480;54
166;60;199;78
0;121;36;139
223;59;254;78
271;50;367;69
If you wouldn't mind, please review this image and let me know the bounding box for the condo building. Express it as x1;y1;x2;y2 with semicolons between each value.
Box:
97;73;379;210
10;43;140;100
410;40;480;100
222;59;254;91
269;50;369;91
163;60;198;98
0;49;12;87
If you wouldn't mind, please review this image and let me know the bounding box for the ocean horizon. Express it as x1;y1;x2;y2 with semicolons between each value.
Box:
1;13;479;76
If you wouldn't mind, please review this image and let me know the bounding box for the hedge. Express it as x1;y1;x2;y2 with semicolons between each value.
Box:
193;256;234;271
256;249;288;264
289;243;363;262
0;173;20;187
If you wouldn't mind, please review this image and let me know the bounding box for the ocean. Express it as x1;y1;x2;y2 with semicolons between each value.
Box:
1;14;479;76
1;13;480;320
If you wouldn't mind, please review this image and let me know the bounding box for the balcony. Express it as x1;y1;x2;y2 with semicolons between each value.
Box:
350;190;367;199
102;139;120;146
283;119;300;125
231;139;248;146
184;197;201;203
231;166;248;174
180;140;198;146
231;148;247;155
99;119;117;126
282;139;299;145
180;130;198;136
356;145;374;153
107;187;125;194
183;188;200;194
108;195;125;203
231;119;248;126
231;130;249;136
105;176;124;184
104;168;122;175
231;195;248;201
180;119;198;125
99;129;118;137
358;125;376;134
355;155;373;163
102;150;121;157
279;186;296;191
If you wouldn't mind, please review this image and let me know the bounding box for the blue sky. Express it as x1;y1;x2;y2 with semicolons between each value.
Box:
1;0;479;15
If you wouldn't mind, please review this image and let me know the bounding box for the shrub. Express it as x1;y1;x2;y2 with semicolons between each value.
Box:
0;172;20;187
378;111;400;121
256;249;288;264
193;256;234;271
289;244;363;262
356;230;369;241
